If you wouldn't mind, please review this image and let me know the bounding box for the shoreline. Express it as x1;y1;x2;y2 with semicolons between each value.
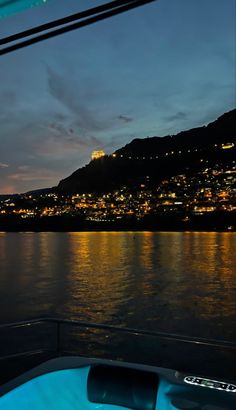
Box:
0;213;235;233
0;228;235;233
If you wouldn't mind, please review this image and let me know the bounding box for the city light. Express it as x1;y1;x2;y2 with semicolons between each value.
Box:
0;160;235;223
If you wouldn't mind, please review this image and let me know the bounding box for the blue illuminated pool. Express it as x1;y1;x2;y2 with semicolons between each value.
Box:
0;357;235;410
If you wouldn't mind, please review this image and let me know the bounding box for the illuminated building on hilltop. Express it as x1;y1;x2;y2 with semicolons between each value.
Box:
91;150;106;160
221;143;234;150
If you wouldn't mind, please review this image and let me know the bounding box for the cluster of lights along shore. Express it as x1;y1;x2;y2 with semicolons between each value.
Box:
1;156;235;223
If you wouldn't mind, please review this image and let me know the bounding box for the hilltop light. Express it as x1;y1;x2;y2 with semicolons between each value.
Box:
221;143;234;150
91;150;106;160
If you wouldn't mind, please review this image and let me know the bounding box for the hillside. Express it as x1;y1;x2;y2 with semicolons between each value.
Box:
57;109;236;194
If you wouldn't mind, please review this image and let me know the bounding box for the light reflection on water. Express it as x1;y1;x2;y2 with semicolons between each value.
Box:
0;232;235;340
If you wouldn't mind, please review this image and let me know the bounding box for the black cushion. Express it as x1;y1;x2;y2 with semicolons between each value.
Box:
87;365;158;410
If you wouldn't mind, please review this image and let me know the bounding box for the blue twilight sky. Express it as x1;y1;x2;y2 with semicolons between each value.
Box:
0;0;235;193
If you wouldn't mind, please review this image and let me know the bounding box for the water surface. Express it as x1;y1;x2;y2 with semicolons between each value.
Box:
0;232;235;341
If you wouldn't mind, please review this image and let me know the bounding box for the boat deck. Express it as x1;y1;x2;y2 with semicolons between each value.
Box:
0;318;235;409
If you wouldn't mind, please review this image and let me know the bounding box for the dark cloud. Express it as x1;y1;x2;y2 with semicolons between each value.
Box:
165;112;188;122
45;119;105;150
0;90;17;105
52;112;68;122
46;66;112;133
48;122;71;137
118;115;133;123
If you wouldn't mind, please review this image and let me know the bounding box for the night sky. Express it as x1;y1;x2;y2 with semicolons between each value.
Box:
0;0;235;194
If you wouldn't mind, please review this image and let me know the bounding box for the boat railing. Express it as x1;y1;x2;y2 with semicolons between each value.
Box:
0;317;236;362
0;317;236;383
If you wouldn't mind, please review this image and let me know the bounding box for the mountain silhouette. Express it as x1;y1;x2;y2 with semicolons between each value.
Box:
57;109;236;194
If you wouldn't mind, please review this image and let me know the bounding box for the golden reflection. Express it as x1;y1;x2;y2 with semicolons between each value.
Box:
0;232;235;339
152;232;236;323
64;231;236;336
0;234;7;281
138;232;154;270
66;232;134;324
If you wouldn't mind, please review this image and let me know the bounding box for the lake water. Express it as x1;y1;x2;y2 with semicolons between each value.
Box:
0;231;235;341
